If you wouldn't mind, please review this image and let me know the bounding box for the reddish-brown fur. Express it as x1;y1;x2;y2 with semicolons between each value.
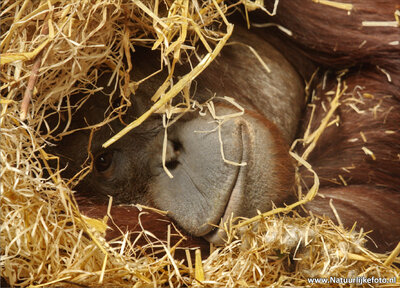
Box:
259;1;400;252
262;0;400;73
79;204;210;260
300;68;400;251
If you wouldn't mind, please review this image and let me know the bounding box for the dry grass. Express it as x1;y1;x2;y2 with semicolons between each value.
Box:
1;0;399;287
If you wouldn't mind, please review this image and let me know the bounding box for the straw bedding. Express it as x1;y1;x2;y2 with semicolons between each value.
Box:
1;0;399;286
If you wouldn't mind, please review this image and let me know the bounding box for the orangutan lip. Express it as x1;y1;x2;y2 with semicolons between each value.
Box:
203;122;248;243
221;167;243;223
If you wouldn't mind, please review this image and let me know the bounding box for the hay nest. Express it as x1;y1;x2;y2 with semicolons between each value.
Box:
1;0;399;287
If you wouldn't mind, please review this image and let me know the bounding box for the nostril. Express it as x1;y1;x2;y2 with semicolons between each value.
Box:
171;139;182;153
165;159;180;170
163;139;182;171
